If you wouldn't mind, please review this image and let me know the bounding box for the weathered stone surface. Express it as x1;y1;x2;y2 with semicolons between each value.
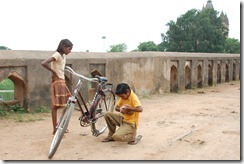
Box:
0;50;240;111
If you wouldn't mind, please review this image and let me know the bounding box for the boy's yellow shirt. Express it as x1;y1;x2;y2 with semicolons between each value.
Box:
117;90;141;128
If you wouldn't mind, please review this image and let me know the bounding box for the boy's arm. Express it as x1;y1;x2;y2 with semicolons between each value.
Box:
120;105;143;114
122;105;143;112
115;105;121;112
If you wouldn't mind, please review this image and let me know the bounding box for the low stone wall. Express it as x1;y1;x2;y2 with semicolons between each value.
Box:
0;50;240;111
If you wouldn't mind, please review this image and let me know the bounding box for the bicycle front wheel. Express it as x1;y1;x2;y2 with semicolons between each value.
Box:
48;103;75;159
91;90;115;136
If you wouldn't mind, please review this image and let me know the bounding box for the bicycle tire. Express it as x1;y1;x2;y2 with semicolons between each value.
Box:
48;103;75;159
91;90;115;136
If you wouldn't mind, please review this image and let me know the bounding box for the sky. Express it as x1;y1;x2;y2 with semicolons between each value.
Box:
0;0;241;52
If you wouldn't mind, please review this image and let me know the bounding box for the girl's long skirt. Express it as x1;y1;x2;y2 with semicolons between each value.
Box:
50;78;71;108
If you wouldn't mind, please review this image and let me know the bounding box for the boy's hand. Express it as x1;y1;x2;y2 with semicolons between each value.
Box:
120;105;134;115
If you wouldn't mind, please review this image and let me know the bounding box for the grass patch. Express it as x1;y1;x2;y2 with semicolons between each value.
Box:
0;105;51;122
0;92;14;101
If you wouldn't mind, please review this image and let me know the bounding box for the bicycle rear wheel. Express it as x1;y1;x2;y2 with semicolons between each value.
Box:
91;90;115;136
48;103;75;159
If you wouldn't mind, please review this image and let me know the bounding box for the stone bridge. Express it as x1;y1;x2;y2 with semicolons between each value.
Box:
0;50;240;111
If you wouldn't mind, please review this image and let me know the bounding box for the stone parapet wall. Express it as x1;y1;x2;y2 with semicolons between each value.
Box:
0;50;240;111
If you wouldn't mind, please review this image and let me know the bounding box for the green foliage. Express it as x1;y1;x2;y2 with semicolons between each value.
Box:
224;38;240;53
0;46;11;50
0;79;14;90
0;92;14;101
137;41;158;51
161;8;228;53
0;105;50;122
0;105;26;117
108;43;127;52
11;105;26;114
0;79;14;101
0;106;10;117
35;106;50;113
157;33;168;51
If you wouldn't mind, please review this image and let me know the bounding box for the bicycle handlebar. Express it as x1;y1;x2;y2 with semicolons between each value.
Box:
64;66;98;83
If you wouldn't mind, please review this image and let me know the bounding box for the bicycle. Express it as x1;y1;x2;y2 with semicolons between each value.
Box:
48;66;116;159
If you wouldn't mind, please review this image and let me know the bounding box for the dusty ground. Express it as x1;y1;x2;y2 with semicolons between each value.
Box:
0;81;241;160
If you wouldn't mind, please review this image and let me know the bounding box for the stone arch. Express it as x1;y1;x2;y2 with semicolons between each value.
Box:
232;63;236;81
208;64;213;86
197;64;203;88
170;65;178;92
225;63;229;82
185;65;191;89
217;63;221;84
3;71;27;109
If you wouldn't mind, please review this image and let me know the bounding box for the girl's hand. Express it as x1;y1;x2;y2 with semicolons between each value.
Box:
52;72;59;82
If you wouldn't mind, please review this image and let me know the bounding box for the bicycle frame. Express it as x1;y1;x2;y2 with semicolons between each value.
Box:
64;66;114;132
48;66;115;159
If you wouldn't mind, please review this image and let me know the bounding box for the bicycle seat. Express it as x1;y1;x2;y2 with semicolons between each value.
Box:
95;75;108;83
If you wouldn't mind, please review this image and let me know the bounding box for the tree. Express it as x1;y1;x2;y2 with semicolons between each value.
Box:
137;41;158;51
0;46;11;50
108;43;127;52
157;33;168;51
224;38;240;54
160;8;228;53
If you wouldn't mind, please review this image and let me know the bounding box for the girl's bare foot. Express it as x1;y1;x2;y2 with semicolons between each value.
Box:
52;130;56;136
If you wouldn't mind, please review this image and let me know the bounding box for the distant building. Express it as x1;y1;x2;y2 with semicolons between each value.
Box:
202;0;229;36
203;0;214;9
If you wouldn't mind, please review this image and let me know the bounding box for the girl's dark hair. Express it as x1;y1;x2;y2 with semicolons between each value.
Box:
56;39;73;54
115;83;131;95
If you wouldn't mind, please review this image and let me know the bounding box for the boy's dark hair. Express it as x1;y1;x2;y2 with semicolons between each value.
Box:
115;83;131;95
56;39;73;54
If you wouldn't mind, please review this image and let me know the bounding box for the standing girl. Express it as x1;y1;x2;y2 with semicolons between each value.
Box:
41;39;73;135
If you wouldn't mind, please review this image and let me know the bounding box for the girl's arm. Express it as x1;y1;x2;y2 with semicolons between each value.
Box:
41;57;59;81
41;57;56;74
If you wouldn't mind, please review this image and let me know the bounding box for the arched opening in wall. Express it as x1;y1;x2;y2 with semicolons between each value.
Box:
225;64;229;82
0;71;26;110
217;64;221;84
170;65;178;92
8;72;26;107
185;65;191;89
0;78;14;101
232;63;236;81
197;65;203;88
208;64;213;86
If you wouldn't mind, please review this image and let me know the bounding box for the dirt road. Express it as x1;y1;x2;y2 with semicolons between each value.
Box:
0;81;240;160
